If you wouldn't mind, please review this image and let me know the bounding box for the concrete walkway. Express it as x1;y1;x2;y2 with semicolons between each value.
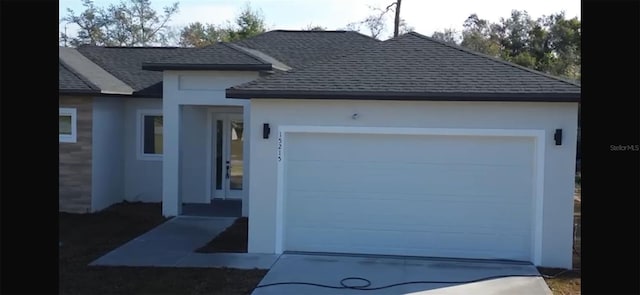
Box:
90;216;279;269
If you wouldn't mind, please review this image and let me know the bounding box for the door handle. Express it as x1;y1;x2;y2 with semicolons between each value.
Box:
226;161;230;179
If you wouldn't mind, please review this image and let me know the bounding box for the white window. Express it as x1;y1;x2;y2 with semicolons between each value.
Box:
137;110;163;160
59;108;77;143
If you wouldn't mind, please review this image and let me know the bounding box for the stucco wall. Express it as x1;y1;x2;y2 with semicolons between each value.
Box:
248;99;579;269
92;98;125;211
123;98;163;202
180;105;208;203
59;96;93;213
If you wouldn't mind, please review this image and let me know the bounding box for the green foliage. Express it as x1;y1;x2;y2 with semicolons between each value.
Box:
61;0;179;47
61;0;109;47
179;3;267;47
431;28;459;45
179;22;226;47
225;3;267;41
433;10;581;80
303;24;327;31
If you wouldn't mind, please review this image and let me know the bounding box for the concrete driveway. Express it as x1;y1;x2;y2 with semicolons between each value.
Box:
252;253;551;295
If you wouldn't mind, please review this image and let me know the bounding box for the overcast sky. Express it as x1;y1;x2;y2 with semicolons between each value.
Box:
59;0;581;40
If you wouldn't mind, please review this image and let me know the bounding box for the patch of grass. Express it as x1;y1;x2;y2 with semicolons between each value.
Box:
539;268;581;295
196;217;248;253
59;202;266;295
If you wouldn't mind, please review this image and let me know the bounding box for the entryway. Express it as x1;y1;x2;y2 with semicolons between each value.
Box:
178;106;246;218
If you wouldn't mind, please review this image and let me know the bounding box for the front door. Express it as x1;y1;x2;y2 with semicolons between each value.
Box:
212;113;244;199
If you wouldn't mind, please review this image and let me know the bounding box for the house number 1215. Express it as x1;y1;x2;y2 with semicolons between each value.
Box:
277;132;282;162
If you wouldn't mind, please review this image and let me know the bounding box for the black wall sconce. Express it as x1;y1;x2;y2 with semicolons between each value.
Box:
263;123;271;139
554;129;563;146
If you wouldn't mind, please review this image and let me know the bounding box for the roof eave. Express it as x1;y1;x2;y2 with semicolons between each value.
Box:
59;89;102;96
141;63;273;71
225;89;581;102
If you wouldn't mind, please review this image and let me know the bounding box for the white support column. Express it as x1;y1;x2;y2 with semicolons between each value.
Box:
162;73;182;217
242;102;251;217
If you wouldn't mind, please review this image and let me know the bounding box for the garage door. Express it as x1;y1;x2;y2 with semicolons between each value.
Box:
284;132;535;262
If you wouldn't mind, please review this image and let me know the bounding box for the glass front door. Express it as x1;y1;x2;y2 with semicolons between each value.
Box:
213;113;244;199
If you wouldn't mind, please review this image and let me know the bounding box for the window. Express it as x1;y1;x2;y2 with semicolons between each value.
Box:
59;108;77;143
137;110;163;160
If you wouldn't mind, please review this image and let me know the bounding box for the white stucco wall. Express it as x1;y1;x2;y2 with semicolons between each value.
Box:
180;105;208;203
91;97;125;211
248;99;579;269
162;71;259;216
123;98;163;202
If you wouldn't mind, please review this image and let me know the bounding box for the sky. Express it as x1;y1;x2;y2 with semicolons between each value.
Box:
59;0;581;41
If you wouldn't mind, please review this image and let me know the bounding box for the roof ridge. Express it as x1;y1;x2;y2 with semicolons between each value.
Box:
271;29;348;33
59;59;100;91
77;45;183;49
228;39;384;89
219;42;269;65
61;47;135;95
345;30;382;42
226;43;292;71
405;31;581;87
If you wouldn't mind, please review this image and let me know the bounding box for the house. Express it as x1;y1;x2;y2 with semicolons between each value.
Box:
59;30;580;269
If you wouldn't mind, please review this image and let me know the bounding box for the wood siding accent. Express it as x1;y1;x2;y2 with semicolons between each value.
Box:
59;96;93;213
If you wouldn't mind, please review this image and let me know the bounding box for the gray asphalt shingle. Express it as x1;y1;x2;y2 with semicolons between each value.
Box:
76;46;191;96
142;42;272;71
227;32;581;101
59;61;100;94
233;30;380;68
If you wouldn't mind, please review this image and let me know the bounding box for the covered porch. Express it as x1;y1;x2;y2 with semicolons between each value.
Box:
160;71;260;218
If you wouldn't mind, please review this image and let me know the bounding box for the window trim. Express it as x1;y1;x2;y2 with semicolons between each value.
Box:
137;109;163;161
59;108;77;143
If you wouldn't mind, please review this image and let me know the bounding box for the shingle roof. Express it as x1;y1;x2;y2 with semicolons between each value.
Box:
233;30;380;68
227;32;581;102
141;42;273;71
76;46;191;96
59;61;100;95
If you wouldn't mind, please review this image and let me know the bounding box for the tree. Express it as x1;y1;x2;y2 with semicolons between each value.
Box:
431;28;460;45
61;0;179;46
61;0;109;47
453;10;580;80
106;0;179;46
303;24;327;31
460;14;502;57
540;12;581;80
393;0;402;38
224;3;267;42
178;3;267;47
345;1;409;40
179;22;226;47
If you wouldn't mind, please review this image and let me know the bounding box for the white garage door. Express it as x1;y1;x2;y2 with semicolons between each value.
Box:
284;132;535;262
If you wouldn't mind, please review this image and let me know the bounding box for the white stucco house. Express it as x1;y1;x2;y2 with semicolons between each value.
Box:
59;30;580;269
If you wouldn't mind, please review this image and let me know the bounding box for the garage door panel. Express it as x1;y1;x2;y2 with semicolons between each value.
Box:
287;194;530;232
287;160;532;198
284;132;535;262
288;189;530;204
287;133;533;167
286;227;530;260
